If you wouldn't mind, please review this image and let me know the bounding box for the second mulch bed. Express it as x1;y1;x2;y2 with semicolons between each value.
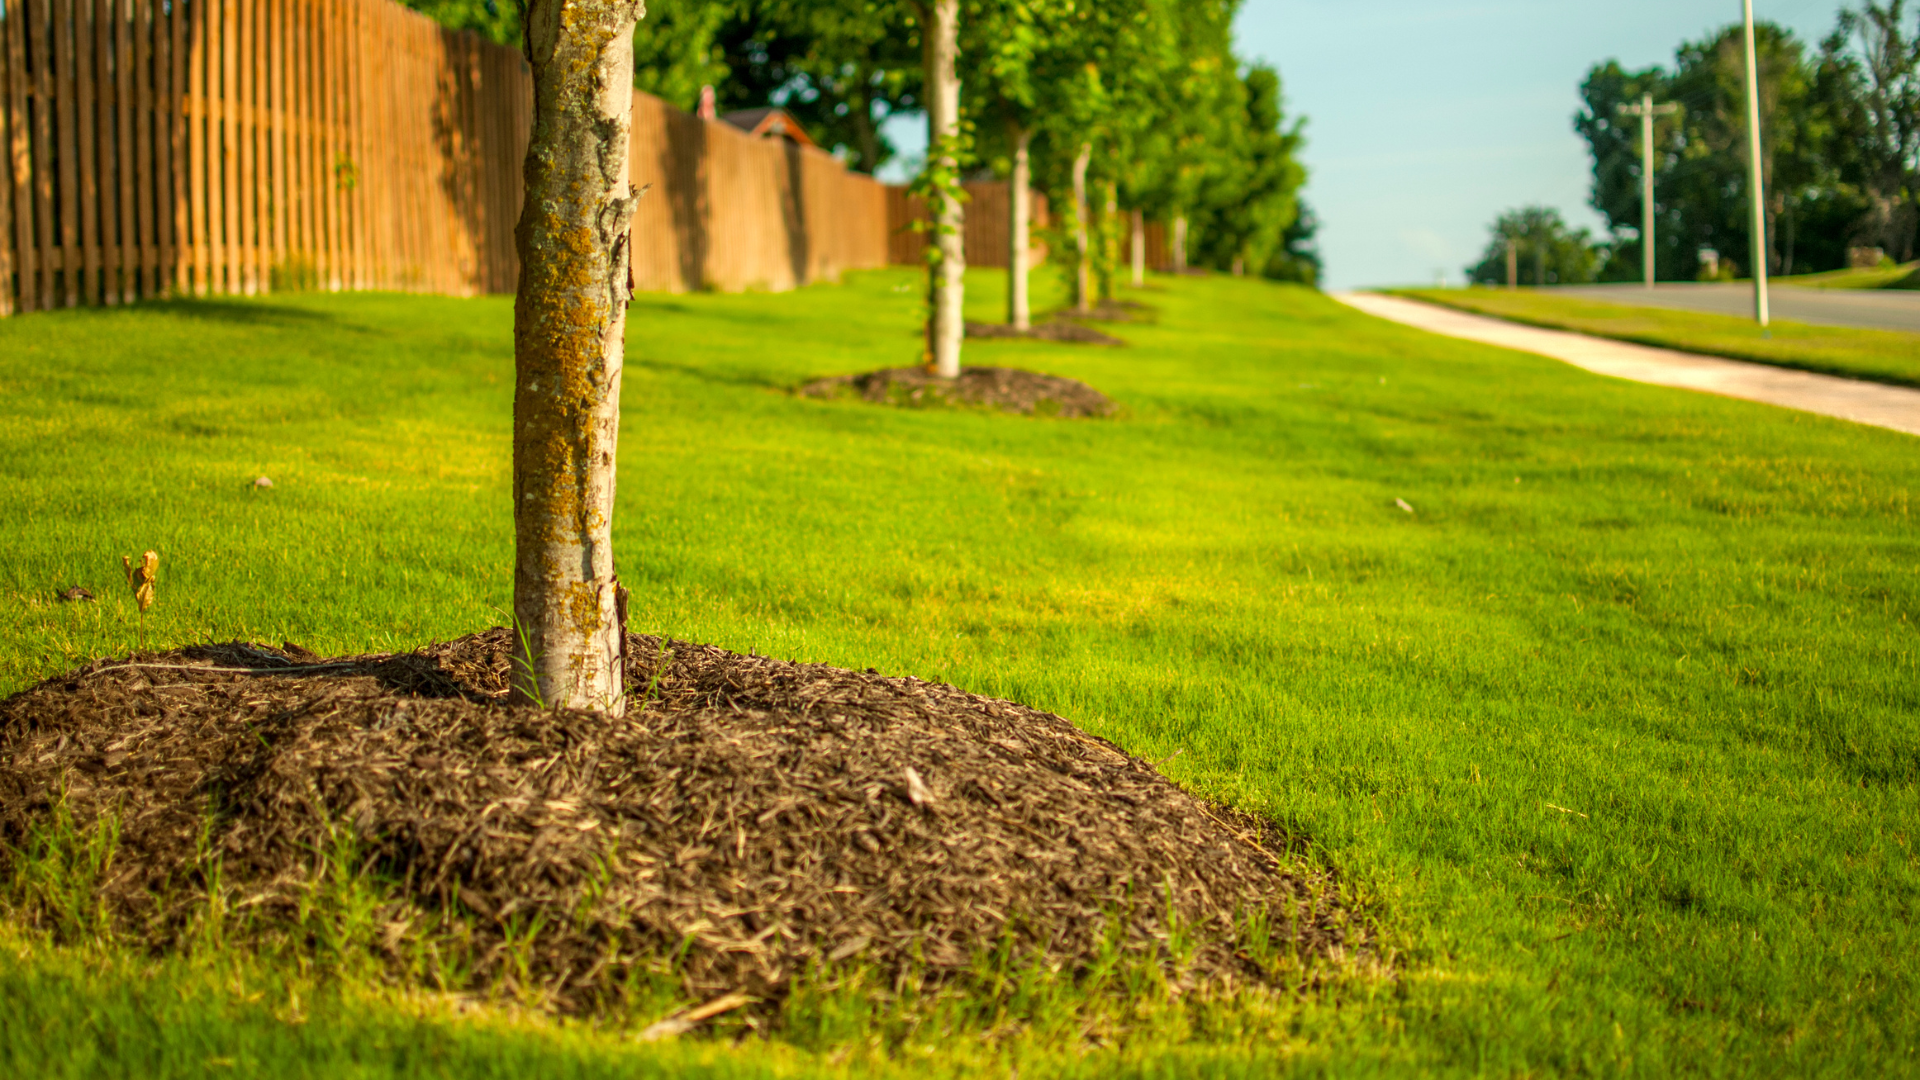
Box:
0;631;1373;1012
965;320;1126;346
799;366;1117;417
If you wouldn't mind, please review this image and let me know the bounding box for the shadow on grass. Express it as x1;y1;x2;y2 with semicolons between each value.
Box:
629;357;786;390
138;297;341;327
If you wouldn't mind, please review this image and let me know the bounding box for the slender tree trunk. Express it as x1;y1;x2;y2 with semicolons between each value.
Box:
849;79;880;174
1099;180;1118;302
1172;214;1187;273
1072;142;1090;313
511;0;646;714
1130;208;1145;287
922;0;964;378
1007;117;1031;330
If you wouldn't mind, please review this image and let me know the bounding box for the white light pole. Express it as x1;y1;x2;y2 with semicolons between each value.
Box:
1742;0;1770;326
1619;93;1678;289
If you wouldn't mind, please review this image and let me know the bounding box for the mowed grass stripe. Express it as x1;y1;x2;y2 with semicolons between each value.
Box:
0;270;1915;1075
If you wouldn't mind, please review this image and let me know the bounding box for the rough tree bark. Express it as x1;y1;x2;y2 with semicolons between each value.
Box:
511;0;646;714
922;0;964;378
1130;208;1145;286
1007;117;1031;330
1071;142;1091;312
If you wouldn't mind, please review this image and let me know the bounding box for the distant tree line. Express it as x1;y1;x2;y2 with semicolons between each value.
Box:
1576;0;1920;281
401;0;1320;287
1466;2;1918;286
1464;207;1605;287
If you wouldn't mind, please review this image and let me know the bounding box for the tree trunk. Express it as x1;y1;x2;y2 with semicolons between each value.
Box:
849;78;880;174
1172;214;1187;273
1007;117;1031;330
923;0;964;379
511;0;646;715
1099;180;1118;302
1130;208;1145;287
1072;142;1091;312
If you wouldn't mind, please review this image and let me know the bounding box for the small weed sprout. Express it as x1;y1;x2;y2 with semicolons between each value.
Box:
509;615;547;709
121;550;158;652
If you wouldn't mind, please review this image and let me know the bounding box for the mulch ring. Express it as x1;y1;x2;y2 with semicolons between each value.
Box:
964;320;1125;346
1062;300;1157;324
0;630;1375;1014
798;366;1116;418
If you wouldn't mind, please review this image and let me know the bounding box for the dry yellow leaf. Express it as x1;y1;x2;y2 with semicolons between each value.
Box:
123;550;158;612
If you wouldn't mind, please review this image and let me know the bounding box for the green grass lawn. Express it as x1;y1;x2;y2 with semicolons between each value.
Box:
2;269;1916;1076
1394;286;1920;388
1776;262;1920;290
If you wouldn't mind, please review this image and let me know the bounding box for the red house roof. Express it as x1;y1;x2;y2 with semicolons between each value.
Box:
720;107;819;150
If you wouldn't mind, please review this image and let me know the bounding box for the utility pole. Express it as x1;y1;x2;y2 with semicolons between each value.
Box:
1505;236;1517;289
1742;0;1770;326
1618;92;1678;289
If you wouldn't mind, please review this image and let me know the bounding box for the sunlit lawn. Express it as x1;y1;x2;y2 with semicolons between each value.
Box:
1;268;1915;1076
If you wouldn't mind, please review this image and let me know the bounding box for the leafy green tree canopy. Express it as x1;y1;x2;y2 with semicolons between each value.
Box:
1466;206;1605;286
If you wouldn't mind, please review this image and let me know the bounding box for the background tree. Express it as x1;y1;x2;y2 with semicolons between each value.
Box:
402;0;518;43
1577;6;1920;279
1465;206;1605;286
403;0;727;111
1137;0;1242;274
1190;64;1306;276
511;0;648;712
1819;1;1920;261
959;0;1077;329
714;1;922;174
1264;200;1321;284
1575;61;1688;281
920;0;967;377
630;0;735;109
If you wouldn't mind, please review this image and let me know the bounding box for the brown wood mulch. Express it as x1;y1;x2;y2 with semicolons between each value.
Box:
0;630;1369;1011
964;320;1126;345
798;366;1117;417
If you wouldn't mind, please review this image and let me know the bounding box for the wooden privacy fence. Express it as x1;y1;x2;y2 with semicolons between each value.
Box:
630;92;887;293
0;0;888;317
886;180;1051;269
884;181;1179;275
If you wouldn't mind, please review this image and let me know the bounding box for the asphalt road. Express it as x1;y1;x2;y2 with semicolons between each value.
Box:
1335;292;1920;438
1554;283;1920;334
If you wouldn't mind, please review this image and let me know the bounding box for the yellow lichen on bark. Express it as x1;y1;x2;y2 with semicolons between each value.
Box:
511;0;646;714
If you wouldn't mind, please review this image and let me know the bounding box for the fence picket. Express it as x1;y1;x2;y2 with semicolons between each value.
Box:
0;0;896;313
0;5;13;316
30;0;53;306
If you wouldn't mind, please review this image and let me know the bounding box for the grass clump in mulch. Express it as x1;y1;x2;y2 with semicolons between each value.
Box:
0;630;1374;1018
799;366;1117;418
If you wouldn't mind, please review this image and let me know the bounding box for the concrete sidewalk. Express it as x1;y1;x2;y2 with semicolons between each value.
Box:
1333;292;1920;438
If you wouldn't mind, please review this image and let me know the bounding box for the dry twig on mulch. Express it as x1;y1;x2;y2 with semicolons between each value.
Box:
0;630;1372;1012
798;366;1116;417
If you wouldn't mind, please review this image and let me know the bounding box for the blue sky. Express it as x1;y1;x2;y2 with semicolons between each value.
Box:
881;1;1849;289
1235;0;1847;288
